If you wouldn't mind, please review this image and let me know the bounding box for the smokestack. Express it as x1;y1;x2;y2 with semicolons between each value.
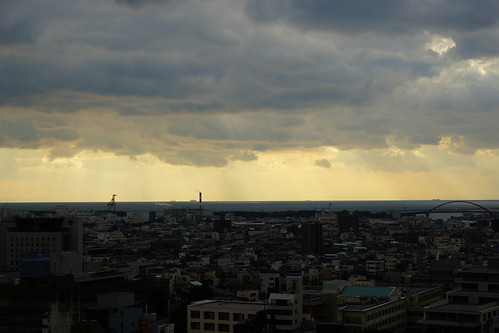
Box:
199;192;202;204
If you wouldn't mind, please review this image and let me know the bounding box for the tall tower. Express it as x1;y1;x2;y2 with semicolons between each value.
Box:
302;221;323;255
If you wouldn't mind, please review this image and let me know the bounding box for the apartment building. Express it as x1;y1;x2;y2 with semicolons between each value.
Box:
420;265;499;332
366;260;385;274
187;300;265;333
267;293;302;331
337;297;406;332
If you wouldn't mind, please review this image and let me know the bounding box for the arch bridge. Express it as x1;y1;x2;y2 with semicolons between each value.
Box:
425;200;496;217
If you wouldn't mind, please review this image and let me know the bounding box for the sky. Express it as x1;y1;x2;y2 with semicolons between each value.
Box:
2;0;499;202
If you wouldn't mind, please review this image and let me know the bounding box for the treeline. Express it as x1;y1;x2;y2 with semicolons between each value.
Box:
215;209;390;219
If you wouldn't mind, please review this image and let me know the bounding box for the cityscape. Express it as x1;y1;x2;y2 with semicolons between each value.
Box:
1;196;499;332
3;0;499;332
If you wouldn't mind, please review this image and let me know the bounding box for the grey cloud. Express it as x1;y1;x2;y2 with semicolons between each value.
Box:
114;0;173;8
167;115;303;143
245;0;499;35
0;118;39;145
315;159;331;168
0;18;39;45
46;146;80;160
48;128;80;142
230;150;258;162
1;0;499;170
449;31;499;59
245;0;499;60
171;150;228;167
0;115;81;150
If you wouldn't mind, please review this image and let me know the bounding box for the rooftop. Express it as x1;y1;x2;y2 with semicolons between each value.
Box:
188;300;265;311
338;286;395;298
427;301;499;313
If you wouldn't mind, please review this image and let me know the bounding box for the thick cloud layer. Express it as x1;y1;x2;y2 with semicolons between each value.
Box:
1;0;499;168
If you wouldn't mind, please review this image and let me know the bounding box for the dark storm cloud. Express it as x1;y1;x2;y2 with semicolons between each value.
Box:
0;18;39;45
245;0;499;59
1;0;499;169
450;30;499;59
245;0;499;34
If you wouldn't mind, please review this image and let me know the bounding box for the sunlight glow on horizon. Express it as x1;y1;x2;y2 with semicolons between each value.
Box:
2;146;499;203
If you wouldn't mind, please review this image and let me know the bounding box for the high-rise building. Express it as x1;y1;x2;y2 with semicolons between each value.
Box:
302;221;323;255
0;216;82;272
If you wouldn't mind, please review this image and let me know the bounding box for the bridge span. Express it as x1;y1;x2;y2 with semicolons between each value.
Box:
398;200;499;217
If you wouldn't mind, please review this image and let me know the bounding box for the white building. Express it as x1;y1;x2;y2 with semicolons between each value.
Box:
260;272;280;294
366;260;385;274
268;293;302;331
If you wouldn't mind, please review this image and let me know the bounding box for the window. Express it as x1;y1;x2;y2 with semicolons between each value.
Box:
219;312;229;320
233;313;245;321
345;315;361;324
204;323;215;331
190;322;200;330
204;311;215;319
191;310;200;319
219;324;230;332
268;309;292;316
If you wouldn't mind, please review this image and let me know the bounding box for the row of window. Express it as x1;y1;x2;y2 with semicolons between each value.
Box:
419;291;442;303
10;248;58;258
10;237;57;242
191;311;246;322
367;313;404;328
366;303;404;321
10;243;58;250
190;322;230;332
10;241;55;248
366;323;404;332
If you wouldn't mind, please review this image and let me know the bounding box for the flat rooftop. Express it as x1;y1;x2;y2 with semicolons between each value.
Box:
338;286;395;298
188;300;265;311
427;302;499;313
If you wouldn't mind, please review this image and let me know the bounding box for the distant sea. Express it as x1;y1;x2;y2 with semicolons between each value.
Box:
2;200;499;214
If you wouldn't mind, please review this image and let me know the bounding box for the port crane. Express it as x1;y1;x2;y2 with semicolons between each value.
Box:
107;194;117;211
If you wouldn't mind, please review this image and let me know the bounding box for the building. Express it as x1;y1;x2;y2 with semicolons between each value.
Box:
187;300;265;333
270;271;303;330
0;275;80;332
86;292;144;333
366;260;385;275
302;221;323;255
236;290;259;302
404;285;445;332
419;265;499;332
267;293;302;331
259;272;280;295
337;297;406;332
337;211;359;237
0;216;83;272
213;218;232;234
